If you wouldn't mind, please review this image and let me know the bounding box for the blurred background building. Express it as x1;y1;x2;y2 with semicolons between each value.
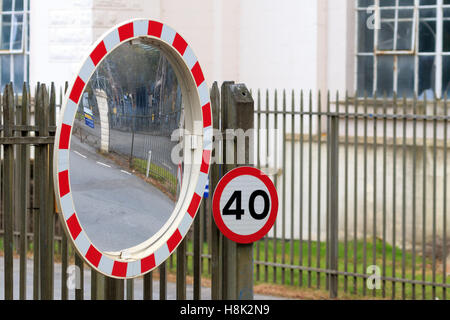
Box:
2;0;447;99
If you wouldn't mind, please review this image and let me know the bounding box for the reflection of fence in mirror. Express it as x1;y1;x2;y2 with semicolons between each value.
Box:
70;40;184;253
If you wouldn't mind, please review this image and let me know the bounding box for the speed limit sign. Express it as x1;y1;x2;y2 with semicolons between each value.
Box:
212;166;278;244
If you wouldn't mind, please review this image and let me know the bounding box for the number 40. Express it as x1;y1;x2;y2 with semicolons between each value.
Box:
223;190;270;220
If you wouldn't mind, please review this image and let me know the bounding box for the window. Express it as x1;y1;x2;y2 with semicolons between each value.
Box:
0;0;29;92
356;0;450;98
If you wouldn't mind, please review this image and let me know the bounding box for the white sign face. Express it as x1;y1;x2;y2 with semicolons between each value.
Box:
212;167;278;244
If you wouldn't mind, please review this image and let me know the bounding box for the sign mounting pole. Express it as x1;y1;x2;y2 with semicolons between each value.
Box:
220;82;255;300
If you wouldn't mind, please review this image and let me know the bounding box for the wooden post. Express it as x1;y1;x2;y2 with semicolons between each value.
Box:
19;82;30;300
221;82;255;300
3;83;15;300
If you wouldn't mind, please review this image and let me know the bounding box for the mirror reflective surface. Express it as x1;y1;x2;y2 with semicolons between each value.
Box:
70;39;184;252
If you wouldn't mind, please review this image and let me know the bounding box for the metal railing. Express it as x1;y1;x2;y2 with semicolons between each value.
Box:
248;89;449;299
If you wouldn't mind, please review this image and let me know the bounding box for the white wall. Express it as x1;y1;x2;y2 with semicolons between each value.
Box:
29;0;355;97
30;0;94;90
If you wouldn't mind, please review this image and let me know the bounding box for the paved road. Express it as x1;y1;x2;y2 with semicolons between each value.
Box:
70;135;175;252
0;258;286;300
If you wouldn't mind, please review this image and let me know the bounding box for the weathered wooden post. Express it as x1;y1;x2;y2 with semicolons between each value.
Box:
3;83;15;300
221;82;254;300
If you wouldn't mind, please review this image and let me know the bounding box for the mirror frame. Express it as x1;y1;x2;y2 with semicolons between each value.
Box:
53;19;212;279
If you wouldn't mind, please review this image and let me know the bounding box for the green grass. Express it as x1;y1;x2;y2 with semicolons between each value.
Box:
132;157;177;195
166;237;449;300
2;232;447;299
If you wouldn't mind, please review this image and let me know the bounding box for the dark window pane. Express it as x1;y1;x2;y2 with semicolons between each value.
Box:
398;8;414;18
418;55;435;98
380;9;395;19
419;21;436;52
444;21;450;52
358;0;374;7
397;21;413;50
1;54;10;88
13;54;23;92
357;55;374;97
15;0;23;11
11;14;22;50
420;0;436;4
377;55;394;97
1;14;11;50
380;0;396;6
399;0;414;5
443;56;450;97
358;11;374;52
2;0;12;11
378;22;395;50
420;8;436;18
397;56;415;97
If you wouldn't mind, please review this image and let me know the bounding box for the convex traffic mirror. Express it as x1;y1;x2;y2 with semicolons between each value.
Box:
54;19;212;279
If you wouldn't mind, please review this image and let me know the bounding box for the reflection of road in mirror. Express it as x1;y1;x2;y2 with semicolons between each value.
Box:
70;134;175;252
69;39;184;252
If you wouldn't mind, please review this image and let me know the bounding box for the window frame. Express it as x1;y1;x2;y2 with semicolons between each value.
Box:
355;0;450;98
0;0;29;90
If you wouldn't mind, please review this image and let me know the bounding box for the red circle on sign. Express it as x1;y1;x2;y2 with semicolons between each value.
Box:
212;166;278;244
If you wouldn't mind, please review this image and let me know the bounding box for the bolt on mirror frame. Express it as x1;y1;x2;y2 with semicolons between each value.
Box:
53;19;212;279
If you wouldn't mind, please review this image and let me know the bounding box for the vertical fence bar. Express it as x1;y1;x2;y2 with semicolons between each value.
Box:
362;91;368;297
3;83;15;300
273;89;278;284
307;90;312;288
281;89;287;285
372;92;378;298
105;277;124;300
19;82;30;300
48;83;56;297
126;279;134;300
353;93;359;295
177;232;187;300
431;93;437;300
412;93;418;300
264;89;269;283
159;261;167;300
299;90;304;287
193;200;202;300
392;92;398;299
33;82;40;300
256;89;261;282
382;94;388;298
75;254;84;300
328;112;339;299
325;90;330;291
443;93;448;300
343;91;349;293
401;94;407;300
38;84;53;300
316;91;322;289
143;272;153;300
209;82;222;299
421;93;427;300
290;89;295;286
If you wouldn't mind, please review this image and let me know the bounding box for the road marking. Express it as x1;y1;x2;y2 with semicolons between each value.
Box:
121;170;132;175
73;151;87;159
162;162;171;169
96;161;111;168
